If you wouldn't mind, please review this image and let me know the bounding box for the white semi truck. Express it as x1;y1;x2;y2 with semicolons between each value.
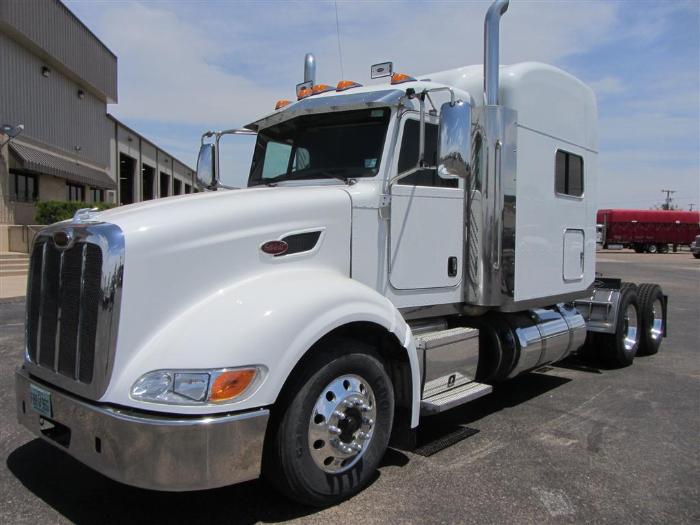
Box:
16;0;667;506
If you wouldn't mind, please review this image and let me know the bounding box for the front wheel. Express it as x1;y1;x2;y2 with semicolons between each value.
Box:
263;340;394;506
647;244;658;254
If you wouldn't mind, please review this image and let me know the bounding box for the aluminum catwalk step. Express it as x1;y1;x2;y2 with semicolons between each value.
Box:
420;381;493;416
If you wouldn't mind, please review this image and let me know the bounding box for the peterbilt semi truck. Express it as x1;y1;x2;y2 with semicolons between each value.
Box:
598;208;700;253
16;0;668;506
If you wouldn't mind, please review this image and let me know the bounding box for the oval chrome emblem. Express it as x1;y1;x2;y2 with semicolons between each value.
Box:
53;230;72;249
261;240;288;256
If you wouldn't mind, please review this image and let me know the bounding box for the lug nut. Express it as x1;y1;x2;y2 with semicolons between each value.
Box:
363;417;374;426
328;425;341;435
333;410;346;420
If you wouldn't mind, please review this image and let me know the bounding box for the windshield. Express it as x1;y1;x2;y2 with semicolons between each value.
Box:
247;108;390;186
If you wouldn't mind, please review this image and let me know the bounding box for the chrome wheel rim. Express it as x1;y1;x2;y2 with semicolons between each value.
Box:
623;304;639;351
650;298;664;341
308;374;376;474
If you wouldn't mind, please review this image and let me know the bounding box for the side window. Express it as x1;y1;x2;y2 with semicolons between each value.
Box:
293;147;310;171
397;119;456;188
555;150;584;197
262;141;292;179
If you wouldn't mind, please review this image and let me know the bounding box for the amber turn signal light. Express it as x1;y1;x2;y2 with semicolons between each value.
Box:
275;99;291;110
209;369;257;402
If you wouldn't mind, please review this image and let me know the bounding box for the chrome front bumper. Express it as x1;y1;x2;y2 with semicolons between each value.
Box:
15;367;269;491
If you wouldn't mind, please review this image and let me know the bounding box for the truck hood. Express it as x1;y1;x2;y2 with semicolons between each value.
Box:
101;185;353;376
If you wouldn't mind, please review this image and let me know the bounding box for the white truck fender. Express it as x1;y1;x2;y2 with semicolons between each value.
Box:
103;268;422;426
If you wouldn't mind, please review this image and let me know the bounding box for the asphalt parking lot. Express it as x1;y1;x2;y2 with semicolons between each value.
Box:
1;251;698;524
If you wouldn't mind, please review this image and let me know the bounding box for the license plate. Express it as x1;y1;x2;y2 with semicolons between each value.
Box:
30;384;52;418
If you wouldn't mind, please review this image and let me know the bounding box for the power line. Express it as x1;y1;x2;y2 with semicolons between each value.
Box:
334;1;344;79
661;188;676;210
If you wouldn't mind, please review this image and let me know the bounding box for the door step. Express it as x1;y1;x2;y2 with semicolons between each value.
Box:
420;381;493;416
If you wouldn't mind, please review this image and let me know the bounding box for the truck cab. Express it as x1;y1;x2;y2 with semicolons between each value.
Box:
15;0;665;507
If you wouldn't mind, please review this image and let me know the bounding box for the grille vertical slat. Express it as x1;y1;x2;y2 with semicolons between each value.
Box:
57;245;84;377
38;244;60;368
77;244;102;383
26;242;44;362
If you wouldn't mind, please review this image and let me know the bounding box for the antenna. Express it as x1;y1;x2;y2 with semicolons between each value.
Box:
334;1;344;79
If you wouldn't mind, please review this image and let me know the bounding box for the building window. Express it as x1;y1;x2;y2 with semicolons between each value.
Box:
9;171;38;202
91;188;104;202
555;150;584;197
67;182;85;201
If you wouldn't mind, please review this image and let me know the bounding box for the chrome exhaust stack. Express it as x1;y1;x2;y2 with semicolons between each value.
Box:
304;53;316;86
465;0;517;308
484;0;509;106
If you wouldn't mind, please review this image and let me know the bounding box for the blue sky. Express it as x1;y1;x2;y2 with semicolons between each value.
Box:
66;0;699;209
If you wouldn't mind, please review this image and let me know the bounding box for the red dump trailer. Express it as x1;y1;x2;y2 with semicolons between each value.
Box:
597;209;700;253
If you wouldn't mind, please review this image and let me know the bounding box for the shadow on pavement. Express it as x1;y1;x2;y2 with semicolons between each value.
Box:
7;372;569;524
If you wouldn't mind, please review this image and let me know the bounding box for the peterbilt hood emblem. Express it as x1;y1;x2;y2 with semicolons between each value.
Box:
52;230;73;249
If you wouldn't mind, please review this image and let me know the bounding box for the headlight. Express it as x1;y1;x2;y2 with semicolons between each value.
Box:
131;367;264;405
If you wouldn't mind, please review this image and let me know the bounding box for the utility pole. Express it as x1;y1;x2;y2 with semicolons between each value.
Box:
690;203;695;211
661;189;676;210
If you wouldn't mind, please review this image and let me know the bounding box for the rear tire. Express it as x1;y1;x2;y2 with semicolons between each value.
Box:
262;339;394;506
693;253;700;259
598;283;640;367
647;244;658;254
637;283;665;355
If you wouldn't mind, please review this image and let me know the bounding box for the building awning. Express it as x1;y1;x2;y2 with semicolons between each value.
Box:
9;142;116;190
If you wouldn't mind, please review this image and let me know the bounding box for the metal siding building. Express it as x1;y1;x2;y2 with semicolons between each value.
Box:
0;0;195;235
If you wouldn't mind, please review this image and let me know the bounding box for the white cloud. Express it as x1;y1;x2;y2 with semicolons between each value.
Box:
588;76;626;97
88;0;620;128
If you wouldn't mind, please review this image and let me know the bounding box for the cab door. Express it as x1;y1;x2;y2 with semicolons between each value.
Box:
389;116;464;290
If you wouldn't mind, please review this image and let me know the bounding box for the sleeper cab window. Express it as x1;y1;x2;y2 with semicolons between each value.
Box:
555;150;584;197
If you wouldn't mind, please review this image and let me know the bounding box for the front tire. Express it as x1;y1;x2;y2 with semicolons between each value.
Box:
647;244;658;254
263;339;394;506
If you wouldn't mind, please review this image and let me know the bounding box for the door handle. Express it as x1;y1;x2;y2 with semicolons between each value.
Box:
448;256;458;277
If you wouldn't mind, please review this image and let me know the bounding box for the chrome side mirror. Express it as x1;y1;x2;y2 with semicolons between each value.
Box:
437;100;471;180
195;143;217;190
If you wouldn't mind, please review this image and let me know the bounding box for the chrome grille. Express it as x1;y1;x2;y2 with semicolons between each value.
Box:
25;222;124;400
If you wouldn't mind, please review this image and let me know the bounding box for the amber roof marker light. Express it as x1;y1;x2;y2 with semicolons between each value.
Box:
391;72;416;85
336;80;363;92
